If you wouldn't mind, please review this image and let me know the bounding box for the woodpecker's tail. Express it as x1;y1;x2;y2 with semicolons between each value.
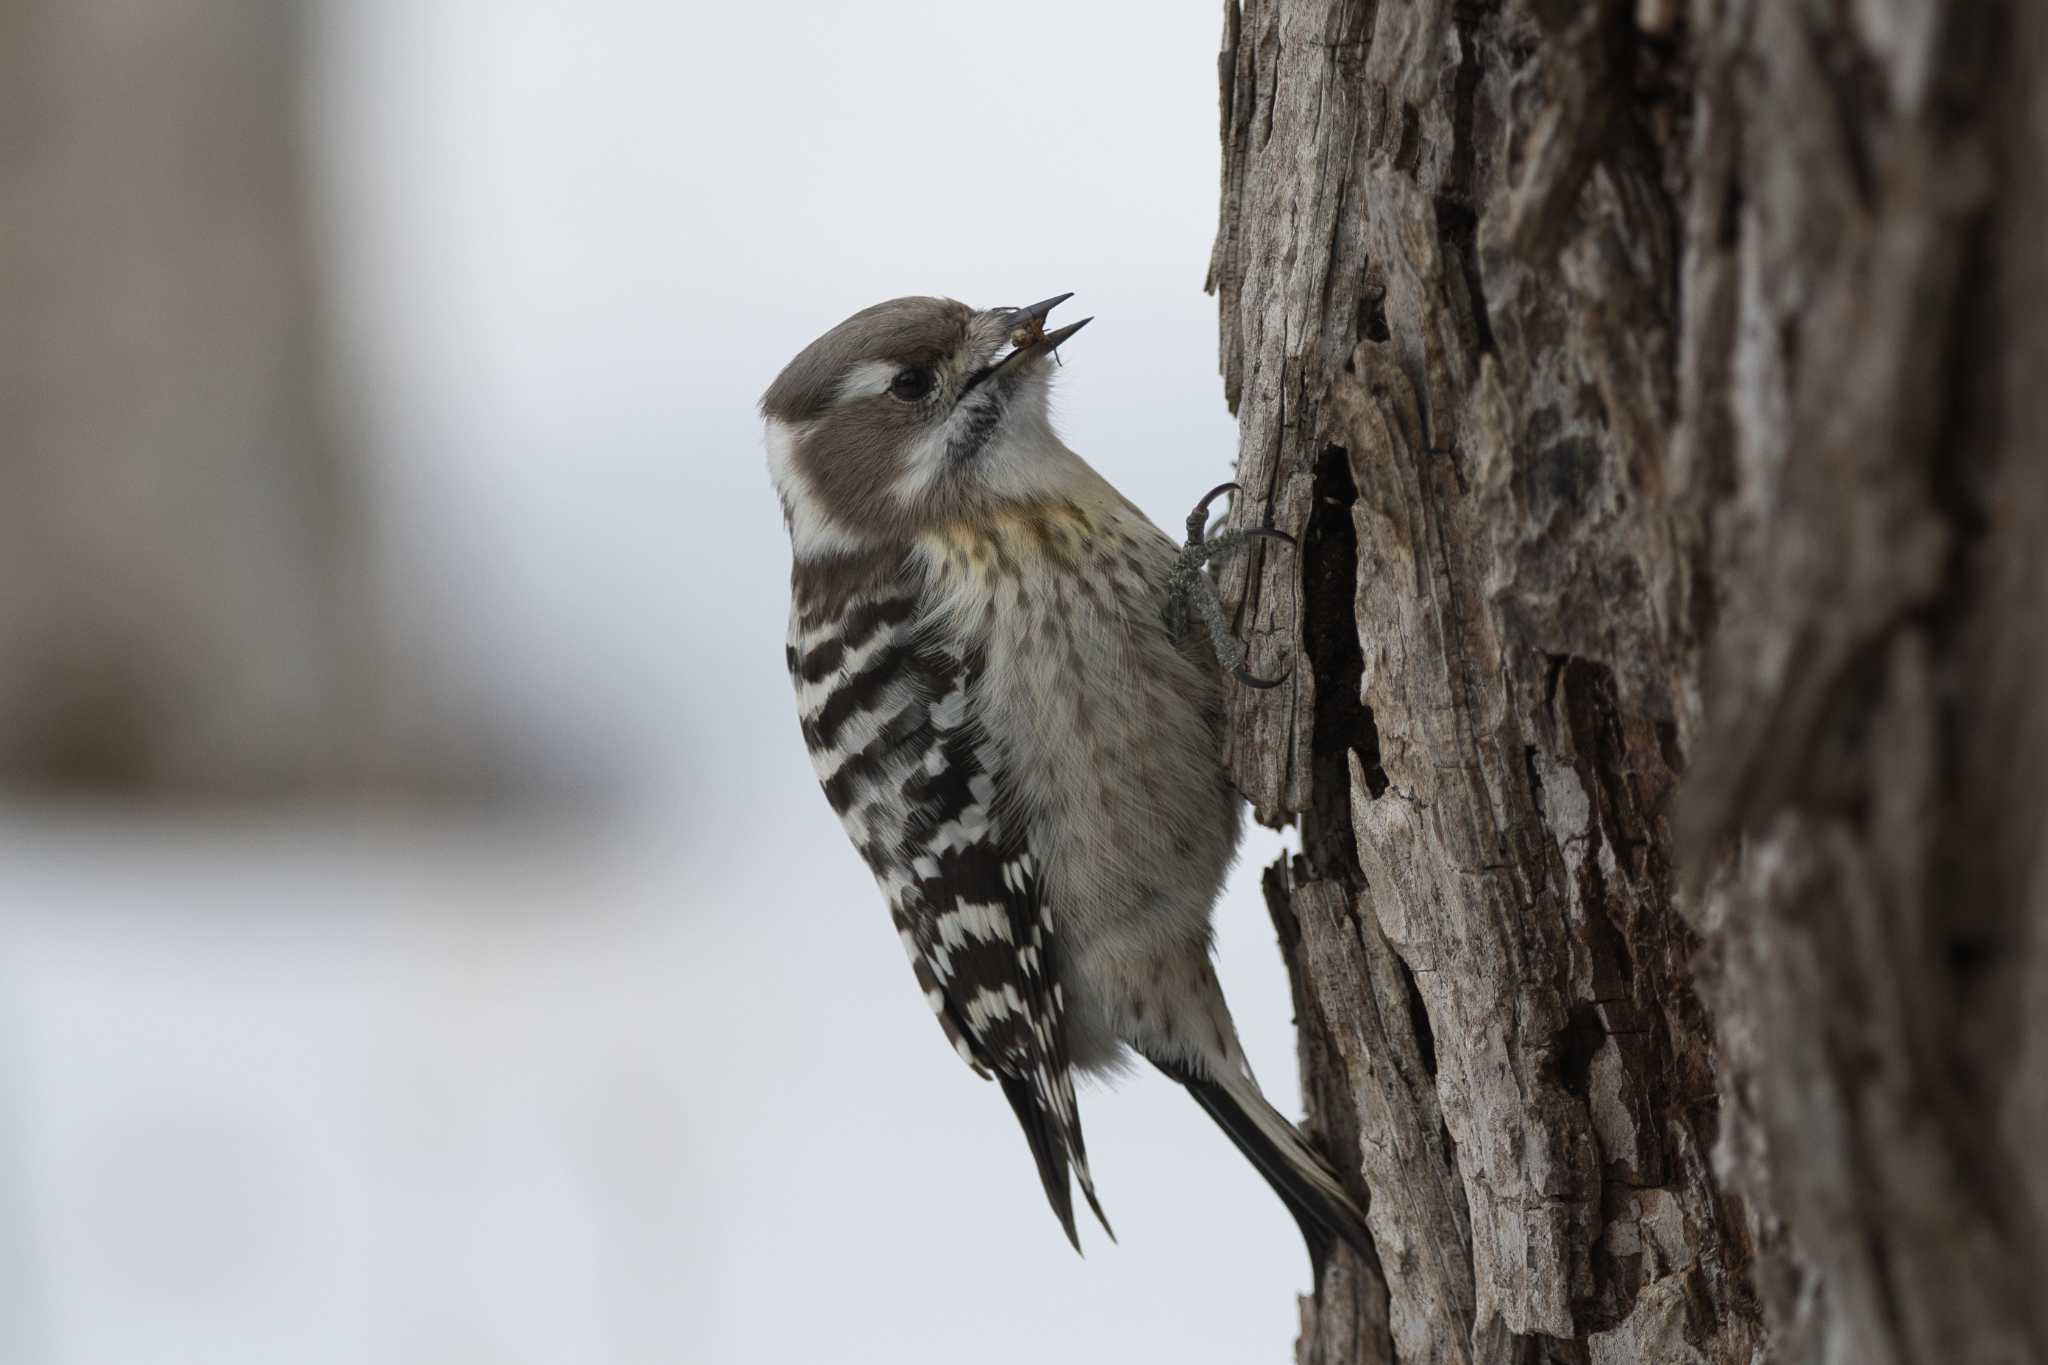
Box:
997;1069;1114;1253
1152;1056;1372;1274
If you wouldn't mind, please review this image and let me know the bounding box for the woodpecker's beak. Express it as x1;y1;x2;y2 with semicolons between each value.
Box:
991;294;1092;376
1000;293;1074;333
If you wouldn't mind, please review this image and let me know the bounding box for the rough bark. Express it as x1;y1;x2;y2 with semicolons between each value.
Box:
1208;1;2046;1361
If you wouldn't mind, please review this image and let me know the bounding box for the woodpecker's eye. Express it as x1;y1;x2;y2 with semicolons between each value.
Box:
889;367;937;402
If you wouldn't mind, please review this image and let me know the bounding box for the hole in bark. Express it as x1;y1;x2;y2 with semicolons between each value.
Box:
1559;657;1656;878
1716;160;1745;248
1542;650;1569;721
1529;437;1598;515
1355;280;1390;345
1303;445;1388;889
1439;0;1498;359
1928;5;1998;130
1655;719;1684;774
1435;196;1496;357
1947;934;1997;979
1445;2;1488;206
1921;214;1994;622
1393;103;1423;177
1555;1002;1606;1100
1395;955;1438;1078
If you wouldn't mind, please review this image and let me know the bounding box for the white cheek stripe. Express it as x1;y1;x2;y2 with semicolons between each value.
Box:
835;360;901;402
892;421;954;502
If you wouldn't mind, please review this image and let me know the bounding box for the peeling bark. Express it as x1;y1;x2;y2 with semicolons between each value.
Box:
1209;0;2046;1360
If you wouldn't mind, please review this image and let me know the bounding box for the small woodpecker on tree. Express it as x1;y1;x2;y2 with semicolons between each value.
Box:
762;293;1366;1269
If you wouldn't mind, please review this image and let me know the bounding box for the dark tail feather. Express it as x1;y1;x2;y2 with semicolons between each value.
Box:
1152;1056;1373;1276
1065;1122;1116;1244
998;1071;1094;1252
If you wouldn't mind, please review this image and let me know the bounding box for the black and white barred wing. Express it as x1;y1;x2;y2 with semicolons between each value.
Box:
786;589;1108;1247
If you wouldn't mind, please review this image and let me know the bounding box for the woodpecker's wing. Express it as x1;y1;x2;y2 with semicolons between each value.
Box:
898;649;1111;1248
786;570;1107;1248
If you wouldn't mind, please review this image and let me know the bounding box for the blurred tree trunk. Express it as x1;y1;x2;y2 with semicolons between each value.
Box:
1208;1;2047;1361
0;3;364;792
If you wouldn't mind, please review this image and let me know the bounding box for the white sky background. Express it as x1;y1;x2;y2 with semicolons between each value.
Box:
1;4;1323;1362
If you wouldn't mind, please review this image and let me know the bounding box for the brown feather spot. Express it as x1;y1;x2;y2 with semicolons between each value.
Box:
1019;508;1056;549
989;535;1019;579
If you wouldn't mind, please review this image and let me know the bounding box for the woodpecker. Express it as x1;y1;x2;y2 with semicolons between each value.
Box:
763;293;1370;1268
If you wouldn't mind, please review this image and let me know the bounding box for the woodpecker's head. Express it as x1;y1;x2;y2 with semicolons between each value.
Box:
761;294;1091;556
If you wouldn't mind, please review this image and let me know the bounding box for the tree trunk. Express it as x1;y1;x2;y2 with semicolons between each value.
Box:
1207;2;2047;1361
0;2;357;790
0;5;491;795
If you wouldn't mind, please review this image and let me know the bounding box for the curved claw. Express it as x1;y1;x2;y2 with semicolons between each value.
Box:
1187;482;1243;543
1244;527;1296;548
1233;659;1294;690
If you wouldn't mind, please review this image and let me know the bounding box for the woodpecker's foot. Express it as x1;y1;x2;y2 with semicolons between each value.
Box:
1184;481;1240;547
1165;483;1297;690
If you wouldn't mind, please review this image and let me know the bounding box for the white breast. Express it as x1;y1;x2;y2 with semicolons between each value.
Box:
912;485;1241;1052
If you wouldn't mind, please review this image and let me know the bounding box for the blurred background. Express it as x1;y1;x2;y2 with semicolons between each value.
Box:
0;3;1314;1360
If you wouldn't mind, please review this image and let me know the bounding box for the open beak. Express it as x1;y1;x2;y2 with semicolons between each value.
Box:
988;293;1093;379
999;293;1074;333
